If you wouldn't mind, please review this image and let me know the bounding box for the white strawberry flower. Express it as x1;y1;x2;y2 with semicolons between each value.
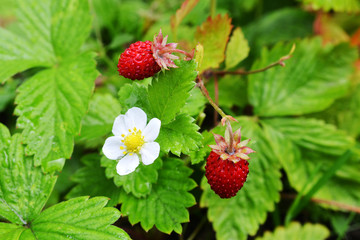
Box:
102;107;161;175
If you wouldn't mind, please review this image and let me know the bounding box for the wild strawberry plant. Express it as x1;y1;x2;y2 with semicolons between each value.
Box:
0;0;360;239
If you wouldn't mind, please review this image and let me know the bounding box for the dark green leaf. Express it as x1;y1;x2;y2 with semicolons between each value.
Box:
248;39;357;116
157;114;203;156
120;157;196;234
101;156;162;198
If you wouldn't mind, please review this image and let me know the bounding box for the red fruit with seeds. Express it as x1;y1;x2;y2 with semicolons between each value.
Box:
205;128;255;198
117;30;191;80
117;41;161;80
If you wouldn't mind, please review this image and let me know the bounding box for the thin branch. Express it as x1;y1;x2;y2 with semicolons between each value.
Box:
213;74;219;124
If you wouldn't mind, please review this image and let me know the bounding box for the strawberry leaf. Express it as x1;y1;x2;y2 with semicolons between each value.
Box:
195;14;233;72
157;114;203;156
118;83;151;116
119;157;196;234
262;118;360;209
171;0;200;34
255;222;329;240
101;156;162;198
200;117;282;240
76;93;121;148
248;39;357;117
302;0;360;13
31;197;129;239
15;53;98;172
0;124;57;225
225;27;250;69
66;154;121;207
148;60;197;124
180;87;206;117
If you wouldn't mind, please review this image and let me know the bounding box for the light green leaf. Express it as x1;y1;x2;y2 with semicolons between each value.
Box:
302;0;360;13
66;154;121;207
189;130;213;164
262;118;354;155
30;196;129;240
15;53;98;172
0;124;57;225
248;39;357;117
148;60;197;124
0;223;30;240
225;27;250;69
101;156;162;198
255;222;329;240
76;93;121;148
157;114;203;156
195;14;233;72
200;117;282;240
262;118;360;209
118;83;151;116
180;87;206;117
51;0;92;57
120;157;196;234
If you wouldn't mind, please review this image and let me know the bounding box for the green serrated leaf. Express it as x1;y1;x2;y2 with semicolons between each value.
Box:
248;39;357;117
118;83;151;115
302;0;360;13
200;117;282;240
148;60;197;124
0;124;57;225
15;53;98;171
189;130;213;164
195;14;233;72
0;79;17;112
157;114;203;156
262;118;360;209
51;0;92;57
101;156;162;198
225;27;250;69
76;93;121;148
180;87;206;117
255;222;329;240
66;154;121;207
30;196;129;240
120;157;196;234
0;223;29;240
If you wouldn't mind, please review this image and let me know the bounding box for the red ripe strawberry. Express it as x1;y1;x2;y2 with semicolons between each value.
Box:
205;128;255;198
117;41;161;80
117;30;190;80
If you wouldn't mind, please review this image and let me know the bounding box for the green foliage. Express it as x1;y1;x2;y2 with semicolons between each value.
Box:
180;87;207;117
102;156;162;198
148;60;198;124
0;79;17;111
302;0;360;13
0;124;57;225
255;222;329;240
201;117;282;240
225;27;250;69
262;118;360;208
30;197;129;240
66;154;121;207
1;0;99;172
157;114;203;156
77;93;121;148
119;157;196;234
248;39;357;116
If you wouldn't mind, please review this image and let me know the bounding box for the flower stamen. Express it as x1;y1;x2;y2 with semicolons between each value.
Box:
124;129;145;153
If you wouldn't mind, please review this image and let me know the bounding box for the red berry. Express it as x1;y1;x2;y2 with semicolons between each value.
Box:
117;40;161;80
205;151;249;198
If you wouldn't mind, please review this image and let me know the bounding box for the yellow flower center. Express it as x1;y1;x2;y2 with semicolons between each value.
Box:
122;127;145;153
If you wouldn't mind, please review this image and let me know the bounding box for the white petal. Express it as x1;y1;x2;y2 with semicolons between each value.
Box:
125;107;147;131
116;154;140;175
102;136;125;160
140;142;160;165
112;115;127;136
143;118;161;142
